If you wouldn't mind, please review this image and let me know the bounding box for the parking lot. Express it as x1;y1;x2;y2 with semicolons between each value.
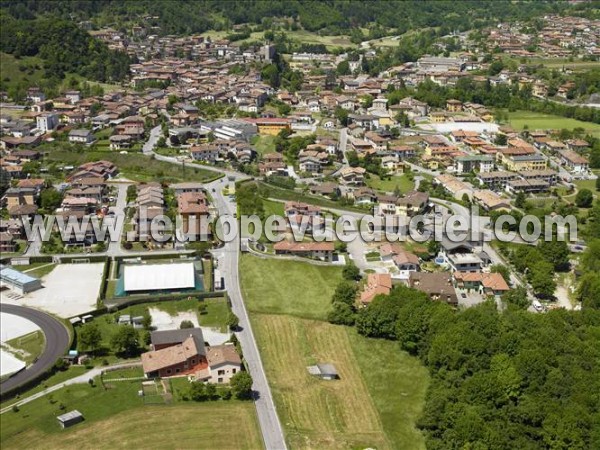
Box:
16;263;105;318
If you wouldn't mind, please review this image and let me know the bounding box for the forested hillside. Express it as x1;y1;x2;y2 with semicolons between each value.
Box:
1;0;590;36
0;11;130;84
334;284;600;449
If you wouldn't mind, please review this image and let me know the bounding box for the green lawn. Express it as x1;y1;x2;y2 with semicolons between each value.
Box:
4;331;46;365
43;149;222;183
505;110;600;138
241;253;430;449
12;263;56;279
0;378;262;450
251;135;277;156
198;297;230;332
348;330;429;449
240;254;343;320
367;173;415;193
262;199;285;217
0;366;88;408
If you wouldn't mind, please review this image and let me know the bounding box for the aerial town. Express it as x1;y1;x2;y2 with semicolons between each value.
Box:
0;2;599;449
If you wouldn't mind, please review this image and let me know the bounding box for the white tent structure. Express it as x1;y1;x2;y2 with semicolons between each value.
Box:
123;262;196;293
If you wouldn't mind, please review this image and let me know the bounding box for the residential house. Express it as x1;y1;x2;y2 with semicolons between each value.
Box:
360;273;393;305
142;333;207;378
68;129;95;144
338;167;366;187
408;272;458;305
36;113;59;133
178;191;211;241
559;150;589;174
472;190;510;211
454;155;494;173
190;144;219;162
273;241;334;261
453;272;510;297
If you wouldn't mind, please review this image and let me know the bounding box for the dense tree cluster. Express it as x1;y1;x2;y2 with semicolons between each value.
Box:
0;15;130;83
335;285;600;449
5;1;579;37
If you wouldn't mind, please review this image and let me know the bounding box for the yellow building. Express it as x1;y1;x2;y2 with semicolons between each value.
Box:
503;154;547;171
245;118;291;135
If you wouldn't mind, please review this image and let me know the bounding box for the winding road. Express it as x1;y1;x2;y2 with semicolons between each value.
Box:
0;304;70;396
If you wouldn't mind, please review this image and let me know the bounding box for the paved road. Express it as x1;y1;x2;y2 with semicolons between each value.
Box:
209;179;287;450
0;304;70;396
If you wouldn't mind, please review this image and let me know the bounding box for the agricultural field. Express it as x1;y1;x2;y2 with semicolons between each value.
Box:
505;110;600;138
241;254;429;449
0;378;261;450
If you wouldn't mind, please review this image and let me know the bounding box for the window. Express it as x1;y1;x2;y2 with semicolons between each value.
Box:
232;368;237;374
175;368;180;373
218;377;223;383
218;369;225;376
166;369;172;375
191;359;195;365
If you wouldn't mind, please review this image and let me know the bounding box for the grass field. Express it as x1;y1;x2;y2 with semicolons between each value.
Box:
1;378;261;450
5;331;45;365
0;53;45;93
252;314;387;449
239;255;343;320
505;110;600;138
367;173;415;193
348;330;429;449
241;254;429;448
201;28;354;49
43;149;221;183
251;135;277;156
503;55;600;71
262;199;285;217
13;263;57;279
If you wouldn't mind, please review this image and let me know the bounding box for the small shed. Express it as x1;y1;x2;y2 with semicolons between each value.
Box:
118;314;131;325
307;363;339;380
57;410;84;428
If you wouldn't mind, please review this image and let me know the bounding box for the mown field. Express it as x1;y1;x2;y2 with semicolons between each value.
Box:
506;110;600;138
240;254;429;449
1;382;261;450
366;173;415;193
239;255;343;320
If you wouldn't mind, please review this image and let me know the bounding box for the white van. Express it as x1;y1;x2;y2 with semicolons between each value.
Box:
532;300;544;312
